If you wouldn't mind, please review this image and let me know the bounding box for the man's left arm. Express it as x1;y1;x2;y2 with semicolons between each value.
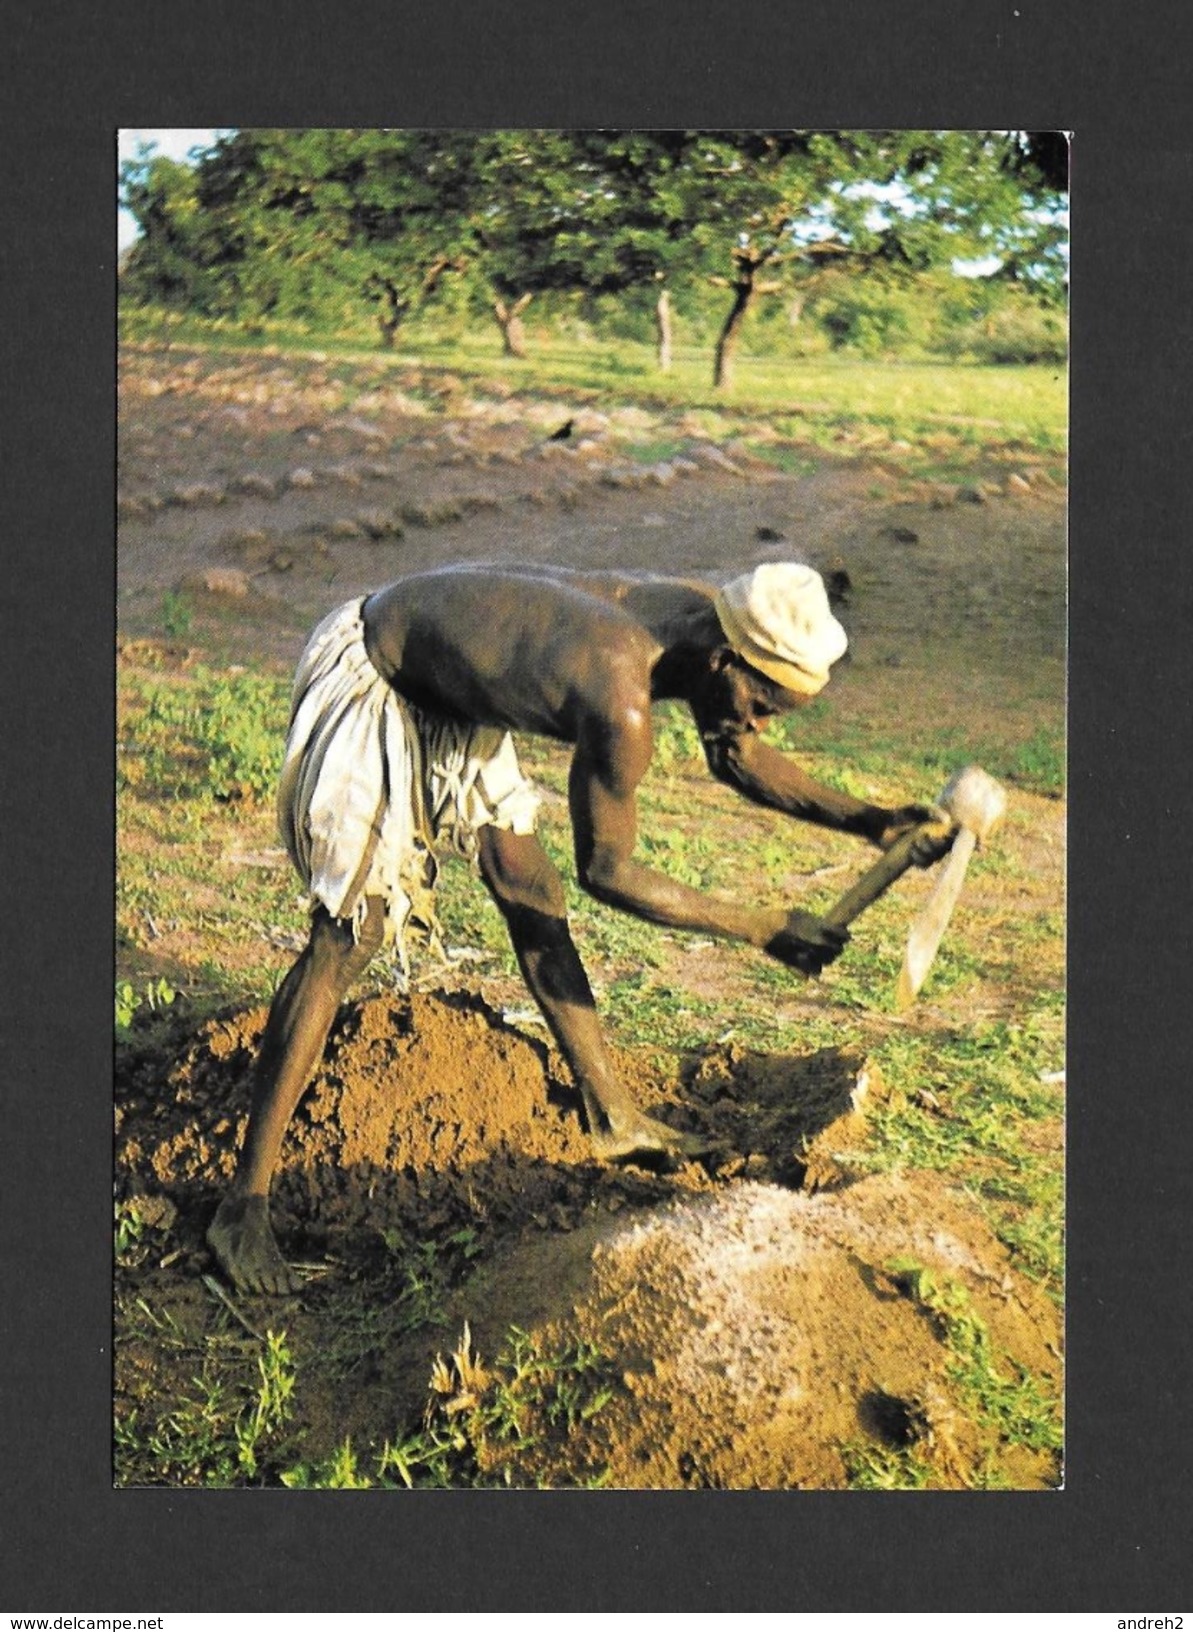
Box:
703;729;949;863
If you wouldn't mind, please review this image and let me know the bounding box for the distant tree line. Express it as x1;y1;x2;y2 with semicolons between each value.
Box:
120;130;1068;381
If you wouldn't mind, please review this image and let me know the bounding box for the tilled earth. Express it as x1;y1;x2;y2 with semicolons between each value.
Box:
115;340;1065;1488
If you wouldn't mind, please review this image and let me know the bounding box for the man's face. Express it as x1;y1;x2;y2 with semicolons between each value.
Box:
694;651;814;735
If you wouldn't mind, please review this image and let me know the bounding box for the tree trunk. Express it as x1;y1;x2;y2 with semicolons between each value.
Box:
373;279;406;349
494;293;533;358
655;287;673;372
713;278;753;390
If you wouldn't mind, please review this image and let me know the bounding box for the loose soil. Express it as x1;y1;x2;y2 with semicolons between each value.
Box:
116;341;1066;1488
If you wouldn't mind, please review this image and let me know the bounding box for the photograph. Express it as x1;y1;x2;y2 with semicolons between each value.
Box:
113;126;1068;1493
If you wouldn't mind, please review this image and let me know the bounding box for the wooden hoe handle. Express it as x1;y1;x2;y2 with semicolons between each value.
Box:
821;818;950;933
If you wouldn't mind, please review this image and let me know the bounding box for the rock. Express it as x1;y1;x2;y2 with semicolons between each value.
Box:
756;525;786;542
825;567;853;608
880;525;919;544
691;443;741;475
186;568;250;598
229;473;278;499
956;485;986;505
355;509;402;540
400;499;463;527
287;467;317;489
1007;472;1033;495
329;518;364;538
170;482;224;507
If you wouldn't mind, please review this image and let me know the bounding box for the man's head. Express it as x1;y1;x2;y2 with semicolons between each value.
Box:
713;563;848;699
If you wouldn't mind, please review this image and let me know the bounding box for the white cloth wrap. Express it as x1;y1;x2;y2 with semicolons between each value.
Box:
277;598;540;962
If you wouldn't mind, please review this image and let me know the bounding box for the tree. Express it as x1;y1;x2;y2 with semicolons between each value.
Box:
120;144;222;308
653;130;1069;388
190;130;475;339
461;130;693;362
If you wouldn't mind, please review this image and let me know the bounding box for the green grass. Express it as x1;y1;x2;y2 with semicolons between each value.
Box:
841;1439;933;1490
885;1258;1062;1454
115;1315;298;1486
283;1324;617;1490
118;666;290;804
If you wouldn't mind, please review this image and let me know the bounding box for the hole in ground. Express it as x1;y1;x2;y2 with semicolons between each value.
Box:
858;1389;929;1449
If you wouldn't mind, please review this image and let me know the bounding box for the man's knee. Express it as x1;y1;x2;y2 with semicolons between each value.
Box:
480;827;566;920
310;897;386;977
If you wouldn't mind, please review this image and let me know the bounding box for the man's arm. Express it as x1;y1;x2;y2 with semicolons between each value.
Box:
702;728;940;855
568;704;846;973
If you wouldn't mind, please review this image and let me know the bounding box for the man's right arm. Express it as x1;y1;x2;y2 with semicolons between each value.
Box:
569;705;847;974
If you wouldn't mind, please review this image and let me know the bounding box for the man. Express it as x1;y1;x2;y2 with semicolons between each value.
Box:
208;561;948;1294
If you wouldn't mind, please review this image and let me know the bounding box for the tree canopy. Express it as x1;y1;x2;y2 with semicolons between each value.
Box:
120;128;1068;378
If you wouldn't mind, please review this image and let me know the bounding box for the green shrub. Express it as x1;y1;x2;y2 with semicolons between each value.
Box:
124;669;289;803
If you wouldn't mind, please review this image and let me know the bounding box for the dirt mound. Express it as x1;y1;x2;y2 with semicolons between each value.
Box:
116;991;1060;1488
115;989;874;1250
118;990;592;1248
456;1174;1061;1489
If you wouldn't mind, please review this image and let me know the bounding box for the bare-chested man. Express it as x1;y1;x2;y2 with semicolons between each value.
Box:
208;561;949;1293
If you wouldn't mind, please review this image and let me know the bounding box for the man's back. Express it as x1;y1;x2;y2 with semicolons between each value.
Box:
362;564;717;741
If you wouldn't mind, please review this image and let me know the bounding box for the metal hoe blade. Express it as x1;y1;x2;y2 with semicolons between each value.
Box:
894;827;977;1009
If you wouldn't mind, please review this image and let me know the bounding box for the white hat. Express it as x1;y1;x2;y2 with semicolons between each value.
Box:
713;563;848;697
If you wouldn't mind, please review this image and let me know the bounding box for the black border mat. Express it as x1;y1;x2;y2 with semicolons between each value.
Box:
5;0;1191;1611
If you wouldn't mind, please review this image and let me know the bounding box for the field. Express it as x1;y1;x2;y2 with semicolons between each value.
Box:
115;332;1066;1489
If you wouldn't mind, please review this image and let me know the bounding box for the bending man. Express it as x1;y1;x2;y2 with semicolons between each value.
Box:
208;562;946;1293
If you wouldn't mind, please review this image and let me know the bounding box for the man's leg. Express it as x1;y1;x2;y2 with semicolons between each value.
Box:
207;897;386;1294
477;826;706;1161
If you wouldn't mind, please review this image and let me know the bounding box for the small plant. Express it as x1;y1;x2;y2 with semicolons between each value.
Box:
841;1438;933;1490
160;589;192;640
114;1200;145;1259
378;1227;486;1334
115;975;177;1037
281;1437;375;1489
235;1331;299;1478
198;673;289;801
115;980;140;1034
122;668;289;803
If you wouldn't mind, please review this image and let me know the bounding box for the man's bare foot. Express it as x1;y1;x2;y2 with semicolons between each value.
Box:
588;1110;715;1166
207;1192;302;1296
